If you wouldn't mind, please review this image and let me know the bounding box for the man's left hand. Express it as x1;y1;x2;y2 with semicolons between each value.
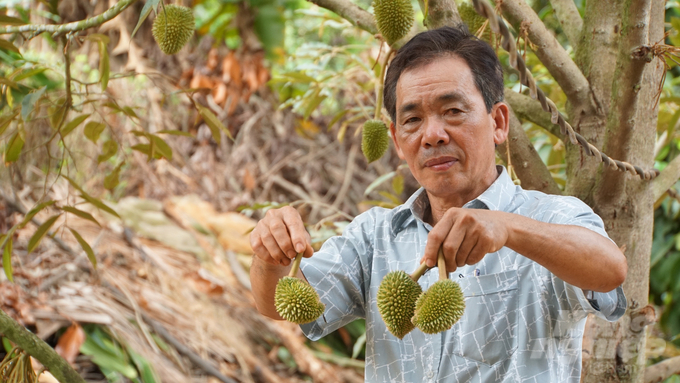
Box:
422;208;510;273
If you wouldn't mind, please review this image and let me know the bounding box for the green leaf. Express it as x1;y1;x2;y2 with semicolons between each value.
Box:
302;88;326;119
282;71;316;83
378;191;402;205
84;122;106;143
253;4;285;59
122;106;139;119
156;130;193;137
0;39;19;54
99;41;109;91
98;139;118;163
4;130;24;163
27;215;60;253
69;229;97;268
364;171;396;195
61;113;90;137
150;135;172;161
61;206;101;227
131;143;152;157
198;105;227;143
80;194;120;219
49;101;67;130
0;15;26;25
0;111;18;136
328;109;348;130
20;85;46;121
103;162;124;190
132;0;161;39
62;175;86;195
13;67;47;82
20;200;56;228
103;101;124;113
392;174;404;195
3;238;13;283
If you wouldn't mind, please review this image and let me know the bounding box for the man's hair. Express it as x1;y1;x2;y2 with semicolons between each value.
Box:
383;25;504;123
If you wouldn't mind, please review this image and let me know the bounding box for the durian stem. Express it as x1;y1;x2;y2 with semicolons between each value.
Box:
288;253;303;278
410;262;430;281
437;248;448;281
373;46;392;121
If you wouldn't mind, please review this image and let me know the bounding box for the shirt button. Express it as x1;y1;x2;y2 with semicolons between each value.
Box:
426;371;434;378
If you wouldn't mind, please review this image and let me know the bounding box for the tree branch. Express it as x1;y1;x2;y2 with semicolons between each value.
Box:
306;0;378;35
504;88;562;139
652;154;680;200
0;0;138;35
644;356;680;383
496;107;561;194
417;0;462;29
548;0;583;47
0;309;86;383
500;0;591;108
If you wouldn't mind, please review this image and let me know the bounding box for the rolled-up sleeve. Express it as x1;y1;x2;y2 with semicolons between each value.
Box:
299;211;374;340
540;196;627;322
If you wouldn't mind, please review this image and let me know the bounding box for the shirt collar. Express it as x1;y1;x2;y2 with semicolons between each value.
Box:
390;165;515;235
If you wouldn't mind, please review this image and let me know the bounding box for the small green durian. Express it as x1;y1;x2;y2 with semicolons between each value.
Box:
377;266;426;339
274;253;325;324
152;4;195;55
458;2;494;45
411;279;465;334
361;119;390;163
411;249;466;334
373;0;414;46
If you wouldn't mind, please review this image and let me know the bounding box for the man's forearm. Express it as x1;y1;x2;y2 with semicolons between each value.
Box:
250;257;308;320
503;213;627;292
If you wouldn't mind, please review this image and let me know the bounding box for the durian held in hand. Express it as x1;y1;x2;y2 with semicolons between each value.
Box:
152;4;195;55
377;262;430;339
275;253;325;324
411;249;466;334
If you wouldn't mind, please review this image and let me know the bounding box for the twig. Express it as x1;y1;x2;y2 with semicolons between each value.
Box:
653;154;680;200
504;88;562;138
306;0;378;35
0;0;138;35
331;144;358;210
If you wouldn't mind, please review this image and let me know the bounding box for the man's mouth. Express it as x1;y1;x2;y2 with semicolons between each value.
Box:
424;156;458;171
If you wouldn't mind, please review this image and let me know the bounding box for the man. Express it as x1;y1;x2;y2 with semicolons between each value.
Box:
250;26;627;382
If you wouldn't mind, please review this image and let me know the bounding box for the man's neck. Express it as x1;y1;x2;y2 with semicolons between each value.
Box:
424;167;501;226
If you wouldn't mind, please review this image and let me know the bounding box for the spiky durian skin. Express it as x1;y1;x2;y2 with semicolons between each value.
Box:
458;2;493;45
362;119;390;163
412;279;465;334
152;5;195;55
373;0;414;46
275;277;325;324
377;271;423;339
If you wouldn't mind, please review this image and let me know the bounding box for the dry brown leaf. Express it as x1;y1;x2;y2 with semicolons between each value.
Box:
213;82;228;105
54;323;85;365
207;48;219;71
190;73;215;90
243;168;256;191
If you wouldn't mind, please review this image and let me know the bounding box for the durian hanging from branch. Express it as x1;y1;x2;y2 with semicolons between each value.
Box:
361;47;393;163
152;4;195;55
372;0;414;46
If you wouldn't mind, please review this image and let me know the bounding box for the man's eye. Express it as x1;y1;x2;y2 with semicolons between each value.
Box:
447;108;462;115
404;117;419;124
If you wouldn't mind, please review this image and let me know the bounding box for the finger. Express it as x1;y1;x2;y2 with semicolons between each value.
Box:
422;212;457;267
302;242;314;258
442;226;465;272
282;209;310;255
261;228;290;266
466;242;489;266
455;233;478;268
269;218;297;259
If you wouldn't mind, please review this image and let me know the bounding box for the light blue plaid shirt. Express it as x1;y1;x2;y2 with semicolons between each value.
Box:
300;166;626;382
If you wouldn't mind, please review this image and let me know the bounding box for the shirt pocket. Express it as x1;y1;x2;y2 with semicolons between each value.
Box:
451;269;519;366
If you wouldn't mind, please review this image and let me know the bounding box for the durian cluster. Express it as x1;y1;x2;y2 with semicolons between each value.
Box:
152;4;195;55
377;260;465;338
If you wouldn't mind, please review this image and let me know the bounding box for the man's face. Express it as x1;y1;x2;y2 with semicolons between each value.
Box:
389;55;508;204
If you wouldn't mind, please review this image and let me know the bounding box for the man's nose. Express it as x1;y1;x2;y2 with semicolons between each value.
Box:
422;118;450;147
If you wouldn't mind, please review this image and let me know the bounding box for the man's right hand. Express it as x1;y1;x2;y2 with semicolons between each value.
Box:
250;206;314;267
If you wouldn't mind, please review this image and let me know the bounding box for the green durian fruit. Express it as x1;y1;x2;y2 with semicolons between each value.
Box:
458;2;494;45
362;119;390;163
411;279;465;334
152;5;195;55
373;0;414;46
377;271;423;339
275;276;325;324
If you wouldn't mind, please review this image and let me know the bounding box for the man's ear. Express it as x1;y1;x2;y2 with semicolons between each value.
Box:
491;102;510;145
389;122;406;160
